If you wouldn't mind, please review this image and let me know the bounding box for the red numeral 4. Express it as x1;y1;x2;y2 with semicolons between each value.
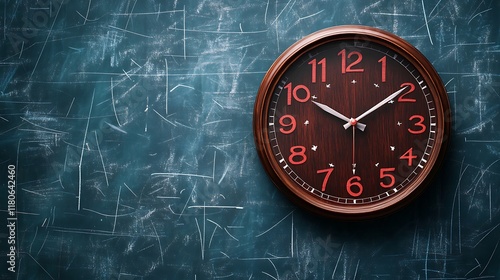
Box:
400;148;417;166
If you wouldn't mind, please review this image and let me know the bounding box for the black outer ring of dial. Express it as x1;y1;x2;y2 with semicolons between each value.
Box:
253;25;451;220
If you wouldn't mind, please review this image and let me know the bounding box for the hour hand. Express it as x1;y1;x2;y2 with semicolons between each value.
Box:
312;101;366;131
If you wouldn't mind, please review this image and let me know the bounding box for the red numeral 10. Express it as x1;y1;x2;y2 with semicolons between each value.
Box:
308;58;326;83
284;83;311;105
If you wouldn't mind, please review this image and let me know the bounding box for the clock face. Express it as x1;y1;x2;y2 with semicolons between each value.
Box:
254;26;450;219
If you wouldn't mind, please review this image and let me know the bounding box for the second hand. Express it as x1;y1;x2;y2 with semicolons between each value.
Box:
352;125;356;175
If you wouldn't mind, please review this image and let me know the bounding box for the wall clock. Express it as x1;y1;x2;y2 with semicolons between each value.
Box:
253;25;450;219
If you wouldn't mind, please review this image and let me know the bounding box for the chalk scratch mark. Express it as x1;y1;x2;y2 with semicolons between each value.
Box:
479;240;499;276
151;221;164;265
112;185;122;234
468;8;492;25
78;91;95;211
108;25;153;38
95;131;109;186
110;78;122;127
20;117;67;135
421;0;433;45
298;9;324;21
331;243;344;279
450;157;467;253
474;223;500;248
80;0;92;25
26;253;55;280
165;58;169;115
105;121;127;134
256;211;293;238
66;98;75;117
30;1;62;79
123;183;137;197
271;0;295;25
152;109;177;127
152;172;212;179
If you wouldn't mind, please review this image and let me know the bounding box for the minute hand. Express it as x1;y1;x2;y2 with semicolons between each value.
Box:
343;86;408;130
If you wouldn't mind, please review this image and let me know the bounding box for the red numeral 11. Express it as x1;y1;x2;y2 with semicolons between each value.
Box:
308;58;326;83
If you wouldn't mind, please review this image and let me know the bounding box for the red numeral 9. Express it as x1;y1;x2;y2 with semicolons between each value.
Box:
279;115;296;134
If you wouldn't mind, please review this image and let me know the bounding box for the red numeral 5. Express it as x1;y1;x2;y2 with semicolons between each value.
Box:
380;168;396;188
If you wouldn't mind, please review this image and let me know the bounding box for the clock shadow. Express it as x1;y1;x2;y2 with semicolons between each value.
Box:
292;173;449;244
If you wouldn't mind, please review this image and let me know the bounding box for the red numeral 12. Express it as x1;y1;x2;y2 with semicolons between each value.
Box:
338;49;364;73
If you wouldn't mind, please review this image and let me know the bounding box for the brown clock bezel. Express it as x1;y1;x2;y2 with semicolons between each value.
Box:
253;25;451;219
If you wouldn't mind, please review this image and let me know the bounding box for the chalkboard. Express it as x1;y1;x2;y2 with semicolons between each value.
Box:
1;0;499;279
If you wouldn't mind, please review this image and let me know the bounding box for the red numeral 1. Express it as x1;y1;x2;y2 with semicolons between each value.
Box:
308;58;326;83
317;168;334;191
378;56;386;82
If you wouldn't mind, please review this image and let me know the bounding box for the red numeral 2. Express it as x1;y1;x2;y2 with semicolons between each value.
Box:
398;82;416;102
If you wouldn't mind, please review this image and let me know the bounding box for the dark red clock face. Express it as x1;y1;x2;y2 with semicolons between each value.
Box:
254;26;450;218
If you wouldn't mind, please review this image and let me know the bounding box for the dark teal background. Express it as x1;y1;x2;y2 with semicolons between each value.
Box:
1;0;499;279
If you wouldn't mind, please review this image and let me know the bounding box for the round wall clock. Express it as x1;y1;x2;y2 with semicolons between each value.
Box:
253;25;450;219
